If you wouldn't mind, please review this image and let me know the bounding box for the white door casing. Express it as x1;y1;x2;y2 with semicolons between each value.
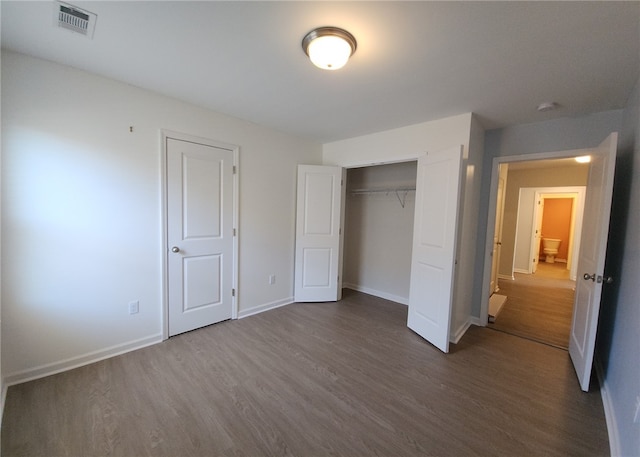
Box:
570;132;617;391
294;165;344;302
490;168;507;294
165;135;236;337
407;146;464;353
532;196;544;273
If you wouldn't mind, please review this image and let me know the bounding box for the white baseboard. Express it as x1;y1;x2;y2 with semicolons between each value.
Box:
469;316;484;327
450;319;472;344
513;268;529;275
595;356;620;457
498;273;515;280
3;333;163;387
238;297;293;319
343;283;408;305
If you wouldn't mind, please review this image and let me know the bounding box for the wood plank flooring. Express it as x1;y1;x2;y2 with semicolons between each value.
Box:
2;290;608;457
488;262;575;349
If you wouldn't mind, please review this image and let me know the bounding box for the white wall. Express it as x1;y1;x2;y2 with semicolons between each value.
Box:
452;114;484;336
323;114;474;167
1;51;322;383
323;113;483;342
343;162;416;304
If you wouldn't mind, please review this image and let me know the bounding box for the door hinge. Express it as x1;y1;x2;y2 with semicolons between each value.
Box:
232;288;236;297
339;227;342;235
233;228;237;236
233;166;237;174
341;179;344;186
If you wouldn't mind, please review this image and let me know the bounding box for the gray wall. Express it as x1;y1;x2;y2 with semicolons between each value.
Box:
474;109;624;318
597;75;640;457
478;106;640;454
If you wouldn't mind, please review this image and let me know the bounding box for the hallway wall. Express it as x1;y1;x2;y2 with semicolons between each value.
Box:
499;165;588;277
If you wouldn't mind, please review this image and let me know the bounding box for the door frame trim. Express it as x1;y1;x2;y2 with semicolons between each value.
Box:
479;147;591;326
160;129;239;340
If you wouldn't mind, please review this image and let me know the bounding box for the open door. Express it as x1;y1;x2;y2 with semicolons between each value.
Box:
570;132;617;391
489;166;507;294
407;146;464;353
294;165;344;302
532;196;544;273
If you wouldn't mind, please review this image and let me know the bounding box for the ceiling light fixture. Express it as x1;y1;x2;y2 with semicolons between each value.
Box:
575;155;591;163
302;26;357;71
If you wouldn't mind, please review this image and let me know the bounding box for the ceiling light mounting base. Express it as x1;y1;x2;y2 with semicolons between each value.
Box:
537;101;558;112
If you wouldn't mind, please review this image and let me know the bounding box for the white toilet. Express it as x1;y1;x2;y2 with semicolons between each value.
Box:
542;238;561;263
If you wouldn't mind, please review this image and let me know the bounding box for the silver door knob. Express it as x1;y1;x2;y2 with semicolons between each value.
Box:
171;246;180;253
583;273;596;281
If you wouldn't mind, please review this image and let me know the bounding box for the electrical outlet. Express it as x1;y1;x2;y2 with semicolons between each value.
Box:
128;300;139;315
634;396;640;424
268;274;276;285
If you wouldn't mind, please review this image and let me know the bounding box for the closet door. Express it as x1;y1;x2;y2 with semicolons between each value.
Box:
407;146;464;353
294;165;345;302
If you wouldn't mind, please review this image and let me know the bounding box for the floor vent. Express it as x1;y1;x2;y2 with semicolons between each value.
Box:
54;1;97;38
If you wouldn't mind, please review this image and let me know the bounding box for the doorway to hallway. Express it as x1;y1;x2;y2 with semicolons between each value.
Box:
488;262;575;349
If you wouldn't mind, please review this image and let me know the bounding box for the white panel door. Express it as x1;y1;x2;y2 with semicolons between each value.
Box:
407;146;464;353
570;133;617;391
532;195;544;273
294;165;343;302
490;172;506;294
167;138;234;336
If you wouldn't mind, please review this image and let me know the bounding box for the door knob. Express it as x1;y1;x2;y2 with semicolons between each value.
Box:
598;275;614;284
171;246;180;253
583;273;596;282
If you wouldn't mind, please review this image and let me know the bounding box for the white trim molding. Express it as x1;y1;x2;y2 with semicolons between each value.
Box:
238;298;293;319
3;334;163;387
450;319;472;344
343;283;408;305
595;356;621;457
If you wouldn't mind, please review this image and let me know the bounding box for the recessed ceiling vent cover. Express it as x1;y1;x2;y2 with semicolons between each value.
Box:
53;1;97;38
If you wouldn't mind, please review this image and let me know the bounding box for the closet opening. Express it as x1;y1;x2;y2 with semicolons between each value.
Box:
342;161;418;305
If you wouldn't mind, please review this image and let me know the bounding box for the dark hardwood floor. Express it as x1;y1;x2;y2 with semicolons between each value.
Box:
489;262;575;349
2;289;608;457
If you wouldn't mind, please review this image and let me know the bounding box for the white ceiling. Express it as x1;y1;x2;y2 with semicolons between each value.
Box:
2;1;639;143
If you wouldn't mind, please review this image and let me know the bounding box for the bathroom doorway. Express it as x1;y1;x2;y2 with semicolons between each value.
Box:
487;159;589;348
523;187;586;279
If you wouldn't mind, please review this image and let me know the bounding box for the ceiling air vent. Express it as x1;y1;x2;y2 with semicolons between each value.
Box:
54;1;97;39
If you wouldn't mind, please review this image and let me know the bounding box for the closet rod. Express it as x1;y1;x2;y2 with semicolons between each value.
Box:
349;187;415;208
349;187;415;195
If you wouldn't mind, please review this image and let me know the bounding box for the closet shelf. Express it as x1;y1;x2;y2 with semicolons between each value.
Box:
349;187;416;208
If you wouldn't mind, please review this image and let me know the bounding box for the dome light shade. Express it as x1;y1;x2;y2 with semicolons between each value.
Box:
302;27;357;70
